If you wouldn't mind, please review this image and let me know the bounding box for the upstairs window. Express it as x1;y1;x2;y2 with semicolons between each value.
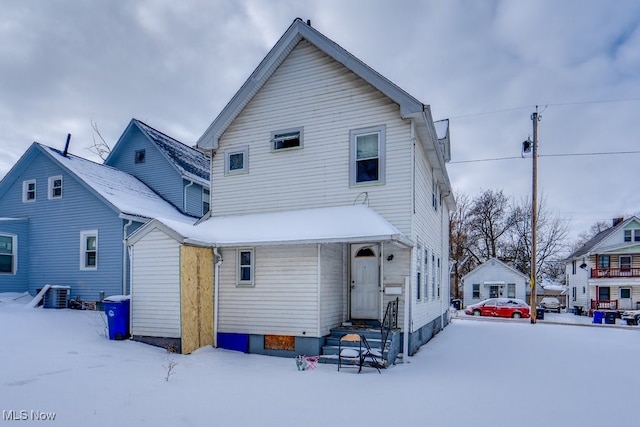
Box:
271;128;302;151
225;146;248;175
0;234;16;274
598;255;610;269
620;255;632;271
80;230;98;270
48;176;63;199
22;179;36;202
350;125;385;185
202;188;210;214
135;149;146;164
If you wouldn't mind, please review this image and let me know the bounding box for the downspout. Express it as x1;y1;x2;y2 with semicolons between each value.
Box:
317;244;321;337
122;219;133;295
184;180;194;214
213;247;222;347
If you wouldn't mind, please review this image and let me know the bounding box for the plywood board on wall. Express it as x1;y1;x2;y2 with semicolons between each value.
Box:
180;245;214;354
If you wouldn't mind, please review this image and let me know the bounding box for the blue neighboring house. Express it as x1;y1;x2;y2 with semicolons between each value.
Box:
0;120;207;302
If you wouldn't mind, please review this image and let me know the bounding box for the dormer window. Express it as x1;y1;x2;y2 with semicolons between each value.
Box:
135;149;146;164
624;229;640;242
271;128;302;151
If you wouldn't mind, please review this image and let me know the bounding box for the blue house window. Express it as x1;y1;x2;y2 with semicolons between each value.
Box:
135;149;146;164
350;125;385;185
22;179;36;202
202;188;210;214
48;175;63;199
80;230;98;270
0;234;16;274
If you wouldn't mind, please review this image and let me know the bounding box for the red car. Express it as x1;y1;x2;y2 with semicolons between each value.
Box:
464;298;531;319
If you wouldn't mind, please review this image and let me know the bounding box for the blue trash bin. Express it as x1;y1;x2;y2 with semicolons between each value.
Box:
103;296;130;340
593;310;604;324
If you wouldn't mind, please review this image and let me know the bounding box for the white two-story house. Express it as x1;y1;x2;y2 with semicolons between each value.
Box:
127;19;455;359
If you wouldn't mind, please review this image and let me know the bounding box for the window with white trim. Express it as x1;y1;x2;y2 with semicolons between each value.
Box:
416;245;422;301
437;257;441;298
48;176;63;199
80;230;98;270
22;179;36;202
507;283;516;298
350;125;385;185
225;146;248;175
620;255;632;271
271;127;302;151
202;188;210;214
0;234;16;274
237;248;254;285
472;284;480;299
431;254;436;300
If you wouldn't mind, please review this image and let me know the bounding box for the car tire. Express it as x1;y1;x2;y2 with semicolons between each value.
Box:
512;312;522;319
473;310;481;316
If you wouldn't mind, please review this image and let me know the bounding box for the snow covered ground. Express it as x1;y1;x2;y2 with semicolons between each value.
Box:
2;292;638;427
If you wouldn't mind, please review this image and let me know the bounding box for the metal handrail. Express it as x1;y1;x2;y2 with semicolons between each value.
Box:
381;297;399;356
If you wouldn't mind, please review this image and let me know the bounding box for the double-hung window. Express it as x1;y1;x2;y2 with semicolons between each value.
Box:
620;255;632;272
80;230;98;270
0;234;16;274
237;249;254;286
350;125;385;185
225;146;249;175
23;179;36;202
598;255;610;269
507;283;516;298
472;284;480;299
48;176;63;199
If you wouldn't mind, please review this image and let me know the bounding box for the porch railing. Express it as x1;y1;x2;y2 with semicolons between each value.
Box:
381;297;399;355
591;268;640;278
591;299;618;310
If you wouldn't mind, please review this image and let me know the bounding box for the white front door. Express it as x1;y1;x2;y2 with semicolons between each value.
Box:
350;244;380;319
619;288;632;310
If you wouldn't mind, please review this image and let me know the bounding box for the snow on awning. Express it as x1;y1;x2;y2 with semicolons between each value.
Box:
135;205;412;248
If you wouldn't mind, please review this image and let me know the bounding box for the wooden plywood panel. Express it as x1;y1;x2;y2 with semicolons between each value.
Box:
264;335;295;351
181;246;214;354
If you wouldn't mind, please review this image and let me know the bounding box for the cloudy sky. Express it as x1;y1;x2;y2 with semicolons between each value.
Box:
2;0;639;242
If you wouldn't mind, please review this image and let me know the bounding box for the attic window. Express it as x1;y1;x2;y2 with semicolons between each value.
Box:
624;229;640;242
271;128;302;151
135;149;146;164
22;179;36;202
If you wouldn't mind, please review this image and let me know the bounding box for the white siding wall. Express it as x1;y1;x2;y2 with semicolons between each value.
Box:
217;244;320;336
212;40;413;235
382;244;410;330
130;229;181;338
319;243;346;335
566;263;590;310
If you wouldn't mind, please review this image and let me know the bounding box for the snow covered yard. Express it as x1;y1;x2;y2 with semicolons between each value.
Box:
2;293;639;427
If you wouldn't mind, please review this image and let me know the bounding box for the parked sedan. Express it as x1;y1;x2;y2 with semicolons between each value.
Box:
464;298;531;319
539;297;562;313
621;310;640;325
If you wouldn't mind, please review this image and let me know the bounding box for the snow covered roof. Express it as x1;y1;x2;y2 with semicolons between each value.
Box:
39;144;197;222
133;120;210;185
129;205;412;247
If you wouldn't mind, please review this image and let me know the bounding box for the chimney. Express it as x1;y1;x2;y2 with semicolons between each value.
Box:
63;134;71;157
613;217;624;227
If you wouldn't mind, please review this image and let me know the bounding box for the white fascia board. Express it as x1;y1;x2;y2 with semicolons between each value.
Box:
210;234;412;248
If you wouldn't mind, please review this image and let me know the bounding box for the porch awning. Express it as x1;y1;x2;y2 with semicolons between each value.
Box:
130;205;412;248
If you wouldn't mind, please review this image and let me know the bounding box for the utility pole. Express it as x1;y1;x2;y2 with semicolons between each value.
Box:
530;107;540;324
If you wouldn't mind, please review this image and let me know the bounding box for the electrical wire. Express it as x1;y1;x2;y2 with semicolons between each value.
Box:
449;150;640;164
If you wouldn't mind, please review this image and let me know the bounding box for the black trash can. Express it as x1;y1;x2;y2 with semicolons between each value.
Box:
103;296;131;340
451;299;462;310
536;307;545;320
604;311;617;325
573;306;583;316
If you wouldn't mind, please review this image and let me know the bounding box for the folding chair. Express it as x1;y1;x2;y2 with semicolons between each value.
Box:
338;333;382;373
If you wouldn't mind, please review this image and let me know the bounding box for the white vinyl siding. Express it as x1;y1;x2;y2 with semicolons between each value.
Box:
211;40;413;235
130;229;181;338
218;244;319;336
319;243;346;335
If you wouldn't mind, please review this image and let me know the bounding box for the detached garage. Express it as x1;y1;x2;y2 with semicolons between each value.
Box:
128;223;214;354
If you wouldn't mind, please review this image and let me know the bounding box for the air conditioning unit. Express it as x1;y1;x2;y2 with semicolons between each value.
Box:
44;286;71;309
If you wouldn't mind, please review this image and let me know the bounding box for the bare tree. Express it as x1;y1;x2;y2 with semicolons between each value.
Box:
467;189;518;261
87;121;112;160
449;192;475;299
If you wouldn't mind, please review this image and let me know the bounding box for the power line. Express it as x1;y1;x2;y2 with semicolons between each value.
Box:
449;150;640;164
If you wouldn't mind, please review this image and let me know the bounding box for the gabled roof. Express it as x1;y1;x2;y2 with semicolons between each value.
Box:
566;216;640;260
195;18;454;209
128;205;412;248
0;142;196;222
107;119;210;186
462;257;528;281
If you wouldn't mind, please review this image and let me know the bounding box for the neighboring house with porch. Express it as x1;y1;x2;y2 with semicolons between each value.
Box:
128;18;455;361
0;121;206;303
565;217;640;314
461;258;528;309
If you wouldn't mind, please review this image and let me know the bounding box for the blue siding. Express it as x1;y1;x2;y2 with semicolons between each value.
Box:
0;218;29;292
184;180;207;216
106;128;184;212
0;152;127;301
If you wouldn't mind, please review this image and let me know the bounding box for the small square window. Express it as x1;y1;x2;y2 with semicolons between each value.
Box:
48;176;63;199
271;128;303;151
135;149;146;164
22;179;36;202
225;147;248;175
